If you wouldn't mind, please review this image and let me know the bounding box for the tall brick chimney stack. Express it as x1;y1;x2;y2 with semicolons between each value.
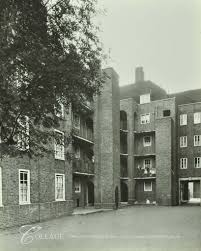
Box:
135;67;144;82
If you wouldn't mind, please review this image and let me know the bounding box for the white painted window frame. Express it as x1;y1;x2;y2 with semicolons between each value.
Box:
143;136;152;147
180;158;187;169
55;173;65;201
54;129;65;160
144;181;152;192
140;93;150;104
194;135;201;146
194;157;201;168
180;136;187;148
140;113;150;124
180;114;187;126
194;112;201;124
0;167;2;206
19;169;30;205
144;159;152;169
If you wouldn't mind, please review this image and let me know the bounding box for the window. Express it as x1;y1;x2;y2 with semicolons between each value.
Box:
144;181;152;191
54;130;65;160
143;136;151;147
194;135;201;146
74;181;81;193
75;147;80;159
19;169;30;205
55;174;65;201
73;113;80;129
194;157;201;168
0;167;2;206
140;93;150;104
180;158;187;169
140;114;150;124
144;159;151;169
180;136;187;148
194;112;201;124
17;116;29;151
163;110;171;117
55;102;64;118
180;114;187;126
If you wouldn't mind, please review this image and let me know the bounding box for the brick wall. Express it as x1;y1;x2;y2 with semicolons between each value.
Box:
0;108;73;229
94;68;120;208
178;102;201;179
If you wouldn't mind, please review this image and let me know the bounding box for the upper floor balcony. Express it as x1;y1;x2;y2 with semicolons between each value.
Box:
72;158;94;175
73;114;94;144
135;166;156;178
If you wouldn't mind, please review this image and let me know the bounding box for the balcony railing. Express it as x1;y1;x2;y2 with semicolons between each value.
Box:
73;159;94;175
135;167;156;178
73;127;94;143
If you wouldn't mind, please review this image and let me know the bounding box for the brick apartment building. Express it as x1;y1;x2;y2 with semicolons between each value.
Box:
0;67;201;228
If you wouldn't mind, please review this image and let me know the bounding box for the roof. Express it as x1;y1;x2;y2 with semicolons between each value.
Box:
120;81;167;101
169;89;201;105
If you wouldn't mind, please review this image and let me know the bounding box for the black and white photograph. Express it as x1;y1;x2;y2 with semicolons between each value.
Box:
0;0;201;250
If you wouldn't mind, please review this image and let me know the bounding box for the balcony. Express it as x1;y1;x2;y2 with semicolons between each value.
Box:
73;159;94;175
73;127;94;144
135;166;156;178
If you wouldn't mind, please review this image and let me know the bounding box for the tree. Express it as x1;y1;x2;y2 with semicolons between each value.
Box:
0;0;103;157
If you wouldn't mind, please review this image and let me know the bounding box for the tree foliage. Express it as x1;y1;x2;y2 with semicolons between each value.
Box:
0;0;103;157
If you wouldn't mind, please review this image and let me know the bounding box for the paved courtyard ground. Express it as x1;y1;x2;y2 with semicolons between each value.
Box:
0;206;201;251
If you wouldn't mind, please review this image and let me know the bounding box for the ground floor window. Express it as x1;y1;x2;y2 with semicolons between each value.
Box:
19;169;30;205
74;180;81;193
55;174;65;201
0;167;2;206
144;181;152;191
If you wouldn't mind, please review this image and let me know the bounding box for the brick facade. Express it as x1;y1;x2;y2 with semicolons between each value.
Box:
1;66;201;228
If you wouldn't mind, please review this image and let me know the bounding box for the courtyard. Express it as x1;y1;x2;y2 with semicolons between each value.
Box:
0;206;201;251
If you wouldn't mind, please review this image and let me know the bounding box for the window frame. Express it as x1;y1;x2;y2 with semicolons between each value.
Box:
180;158;188;169
73;113;80;129
194;112;201;124
0;167;2;207
19;169;30;205
194;135;201;146
180;136;187;148
163;110;171;117
55;102;64;118
54;129;65;161
75;146;81;159
140;93;150;104
144;159;152;169
194;157;201;168
140;113;150;124
55;173;65;201
143;136;152;147
74;180;81;193
144;181;152;192
180;114;187;126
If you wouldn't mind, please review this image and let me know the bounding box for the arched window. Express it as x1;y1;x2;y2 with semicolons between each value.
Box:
120;111;127;130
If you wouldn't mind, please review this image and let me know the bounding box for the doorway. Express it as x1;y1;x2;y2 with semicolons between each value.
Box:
121;181;128;202
180;180;201;205
87;181;94;206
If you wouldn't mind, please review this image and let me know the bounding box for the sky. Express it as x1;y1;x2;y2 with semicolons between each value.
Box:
96;0;201;93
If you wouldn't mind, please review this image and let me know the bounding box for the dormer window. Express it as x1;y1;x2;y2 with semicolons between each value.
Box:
140;93;150;104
